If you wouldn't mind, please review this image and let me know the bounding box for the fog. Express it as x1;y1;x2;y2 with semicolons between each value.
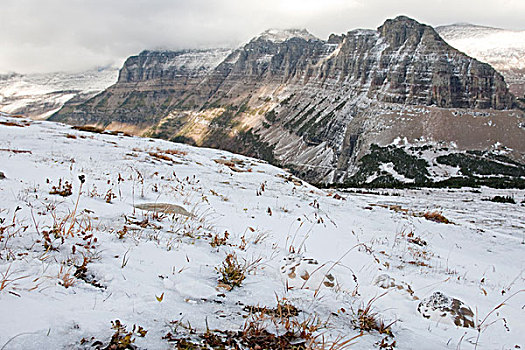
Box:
1;0;523;73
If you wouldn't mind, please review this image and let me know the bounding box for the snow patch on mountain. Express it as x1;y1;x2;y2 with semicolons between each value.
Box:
253;28;318;43
437;24;525;95
0;67;119;118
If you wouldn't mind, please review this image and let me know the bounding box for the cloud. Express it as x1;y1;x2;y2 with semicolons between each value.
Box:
0;0;523;73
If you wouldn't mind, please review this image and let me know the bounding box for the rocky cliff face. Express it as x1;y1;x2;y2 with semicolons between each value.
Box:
51;49;232;127
51;16;523;185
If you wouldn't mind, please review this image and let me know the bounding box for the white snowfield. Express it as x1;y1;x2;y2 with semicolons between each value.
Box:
0;68;119;119
437;24;525;72
0;115;523;349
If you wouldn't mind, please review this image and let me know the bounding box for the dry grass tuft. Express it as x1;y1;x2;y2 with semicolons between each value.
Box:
0;148;32;154
49;179;73;197
216;253;246;290
210;231;229;248
81;320;147;349
72;125;105;133
148;151;173;162
351;295;395;337
422;211;451;224
0;121;28;127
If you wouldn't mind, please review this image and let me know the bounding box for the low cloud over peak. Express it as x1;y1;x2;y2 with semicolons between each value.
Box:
1;0;524;73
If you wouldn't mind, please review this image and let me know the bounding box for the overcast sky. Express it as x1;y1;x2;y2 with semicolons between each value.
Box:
1;0;524;74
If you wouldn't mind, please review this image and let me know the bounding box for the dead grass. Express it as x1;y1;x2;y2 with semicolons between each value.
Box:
148;151;173;162
57;265;75;288
351;295;395;337
369;204;453;224
422;211;451;224
163;303;360;349
0;121;29;127
214;158;252;173
72;125;105;133
159;148;187;156
216;253;246;290
0;264;29;292
81;320;147;349
210;230;229;248
49;179;73;197
0;148;32;154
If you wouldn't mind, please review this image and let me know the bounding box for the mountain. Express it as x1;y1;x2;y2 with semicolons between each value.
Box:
51;16;525;187
0;67;119;119
1;113;524;348
437;23;525;97
253;28;319;42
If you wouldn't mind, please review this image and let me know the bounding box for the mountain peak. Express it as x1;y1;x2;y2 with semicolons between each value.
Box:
378;15;437;47
378;15;428;31
252;28;318;43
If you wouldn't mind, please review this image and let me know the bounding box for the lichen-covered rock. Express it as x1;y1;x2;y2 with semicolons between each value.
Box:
417;291;475;328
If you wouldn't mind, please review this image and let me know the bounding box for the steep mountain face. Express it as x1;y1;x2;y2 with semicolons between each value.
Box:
52;49;232;130
437;23;525;98
0;67;118;119
51;16;524;186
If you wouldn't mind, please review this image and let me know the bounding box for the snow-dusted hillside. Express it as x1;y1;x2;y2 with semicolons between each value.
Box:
437;24;525;96
0;114;524;349
0;67;119;119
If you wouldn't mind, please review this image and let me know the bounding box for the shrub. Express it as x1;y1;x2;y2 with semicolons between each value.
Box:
487;195;515;204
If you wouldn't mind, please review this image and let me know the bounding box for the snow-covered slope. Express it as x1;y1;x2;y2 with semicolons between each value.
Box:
437;24;525;96
0;67;119;119
0;115;523;349
252;28;318;43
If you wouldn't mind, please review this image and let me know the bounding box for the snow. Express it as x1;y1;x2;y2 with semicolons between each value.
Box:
252;28;318;43
0;67;119;118
0;68;119;96
379;162;414;183
159;49;232;72
0;115;524;349
437;24;525;71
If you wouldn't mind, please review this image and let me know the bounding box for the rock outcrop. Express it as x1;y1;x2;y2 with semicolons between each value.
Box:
418;291;475;328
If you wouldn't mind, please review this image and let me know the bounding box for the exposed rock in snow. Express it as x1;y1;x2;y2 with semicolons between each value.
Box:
418;291;475;328
134;203;194;217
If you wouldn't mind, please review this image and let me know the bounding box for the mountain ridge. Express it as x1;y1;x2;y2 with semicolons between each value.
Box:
49;15;525;186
